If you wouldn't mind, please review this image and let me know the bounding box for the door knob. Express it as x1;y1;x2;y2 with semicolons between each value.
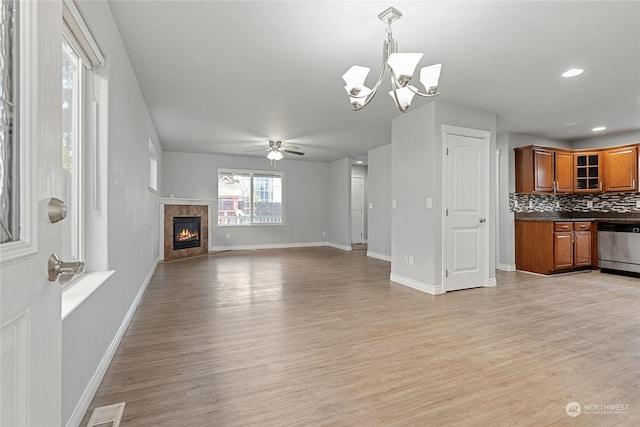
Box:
479;217;486;223
48;253;84;282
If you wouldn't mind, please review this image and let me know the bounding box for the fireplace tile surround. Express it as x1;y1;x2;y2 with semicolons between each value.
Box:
164;205;208;261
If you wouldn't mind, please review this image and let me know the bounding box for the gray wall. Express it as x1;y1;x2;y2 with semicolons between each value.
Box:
62;0;162;425
163;151;330;248
391;101;497;290
391;103;437;285
367;145;392;260
571;130;640;150
328;158;352;250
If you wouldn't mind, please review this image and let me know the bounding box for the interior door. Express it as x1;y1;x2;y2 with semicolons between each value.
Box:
444;126;490;291
1;1;64;425
351;176;364;244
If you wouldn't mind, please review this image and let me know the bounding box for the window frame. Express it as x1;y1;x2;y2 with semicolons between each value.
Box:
61;32;85;263
217;168;286;227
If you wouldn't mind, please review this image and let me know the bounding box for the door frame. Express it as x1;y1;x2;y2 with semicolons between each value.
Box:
350;176;364;244
441;124;492;292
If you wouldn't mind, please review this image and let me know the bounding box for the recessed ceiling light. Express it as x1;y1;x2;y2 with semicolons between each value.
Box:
592;126;607;132
562;68;584;78
564;122;578;126
356;161;364;164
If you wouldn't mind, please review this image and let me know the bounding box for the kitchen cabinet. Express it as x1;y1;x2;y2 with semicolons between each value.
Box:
515;220;592;274
603;145;638;192
514;143;640;194
574;152;602;193
555;150;574;192
514;146;573;193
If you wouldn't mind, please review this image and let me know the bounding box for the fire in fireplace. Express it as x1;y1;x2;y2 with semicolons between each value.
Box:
173;216;201;250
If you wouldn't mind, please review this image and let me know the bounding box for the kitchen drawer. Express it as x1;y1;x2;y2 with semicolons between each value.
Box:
555;222;574;231
574;222;591;231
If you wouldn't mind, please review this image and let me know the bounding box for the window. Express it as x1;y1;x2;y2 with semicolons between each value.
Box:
148;138;157;192
61;35;83;261
60;0;104;268
218;169;284;226
0;0;19;244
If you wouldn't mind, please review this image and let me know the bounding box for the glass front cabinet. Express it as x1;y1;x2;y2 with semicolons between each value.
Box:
574;152;602;192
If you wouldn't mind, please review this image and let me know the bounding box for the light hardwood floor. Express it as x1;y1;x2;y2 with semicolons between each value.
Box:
81;247;640;426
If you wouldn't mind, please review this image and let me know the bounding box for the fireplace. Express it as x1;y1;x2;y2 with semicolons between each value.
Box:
173;216;201;250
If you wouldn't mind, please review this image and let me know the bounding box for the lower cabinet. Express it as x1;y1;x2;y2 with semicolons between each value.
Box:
516;220;593;274
553;231;574;270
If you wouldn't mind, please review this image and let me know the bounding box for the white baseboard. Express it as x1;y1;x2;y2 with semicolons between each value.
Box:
367;251;391;262
210;241;328;251
390;273;445;295
65;261;158;427
327;242;352;251
487;277;497;287
497;262;516;272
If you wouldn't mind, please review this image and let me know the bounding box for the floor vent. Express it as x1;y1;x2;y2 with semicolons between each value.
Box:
86;402;126;427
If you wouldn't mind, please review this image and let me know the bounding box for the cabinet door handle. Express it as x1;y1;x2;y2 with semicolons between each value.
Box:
633;178;636;189
599;181;603;191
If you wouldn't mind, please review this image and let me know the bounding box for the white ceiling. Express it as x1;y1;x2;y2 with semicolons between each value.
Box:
107;0;640;162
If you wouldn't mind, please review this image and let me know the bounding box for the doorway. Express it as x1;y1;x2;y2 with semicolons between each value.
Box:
351;176;364;244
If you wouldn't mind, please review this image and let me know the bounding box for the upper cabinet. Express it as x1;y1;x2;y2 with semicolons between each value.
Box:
514;146;573;193
514;143;639;194
603;145;638;192
554;150;574;193
574;152;602;193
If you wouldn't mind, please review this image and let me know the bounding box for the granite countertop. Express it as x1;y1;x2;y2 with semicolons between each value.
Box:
514;212;640;223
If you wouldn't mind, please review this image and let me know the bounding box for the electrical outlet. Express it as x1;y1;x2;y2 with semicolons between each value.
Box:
426;198;432;209
587;200;594;208
402;255;408;264
529;200;533;209
226;233;231;239
636;200;640;208
514;199;519;208
408;256;414;265
556;201;560;208
322;230;326;236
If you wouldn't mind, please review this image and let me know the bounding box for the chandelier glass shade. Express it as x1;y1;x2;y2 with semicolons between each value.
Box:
342;7;442;112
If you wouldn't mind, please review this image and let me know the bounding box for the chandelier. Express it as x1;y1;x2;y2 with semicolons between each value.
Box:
341;7;442;112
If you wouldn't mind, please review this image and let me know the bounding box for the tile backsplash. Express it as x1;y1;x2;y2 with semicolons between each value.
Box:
510;192;640;214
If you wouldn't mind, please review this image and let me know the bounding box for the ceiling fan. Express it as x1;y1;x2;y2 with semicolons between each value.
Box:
247;140;305;163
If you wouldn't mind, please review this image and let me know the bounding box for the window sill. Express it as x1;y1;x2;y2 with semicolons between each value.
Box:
61;270;115;321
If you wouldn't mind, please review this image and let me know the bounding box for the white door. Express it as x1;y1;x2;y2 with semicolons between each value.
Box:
351;177;364;244
1;1;64;425
443;125;490;291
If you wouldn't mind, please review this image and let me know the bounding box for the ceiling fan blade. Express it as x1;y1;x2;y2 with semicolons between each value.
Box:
243;148;268;153
281;144;300;150
284;149;305;156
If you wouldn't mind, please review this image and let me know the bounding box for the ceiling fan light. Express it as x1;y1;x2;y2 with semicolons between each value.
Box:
267;150;278;160
387;53;423;86
389;85;416;110
420;63;442;95
273;150;284;160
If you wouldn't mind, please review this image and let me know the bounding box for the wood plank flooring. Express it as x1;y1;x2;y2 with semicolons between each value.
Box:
81;247;640;426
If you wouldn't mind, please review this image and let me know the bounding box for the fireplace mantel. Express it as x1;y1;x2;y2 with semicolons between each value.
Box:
160;197;217;206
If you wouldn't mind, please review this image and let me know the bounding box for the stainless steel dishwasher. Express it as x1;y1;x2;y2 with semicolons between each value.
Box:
598;222;640;274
